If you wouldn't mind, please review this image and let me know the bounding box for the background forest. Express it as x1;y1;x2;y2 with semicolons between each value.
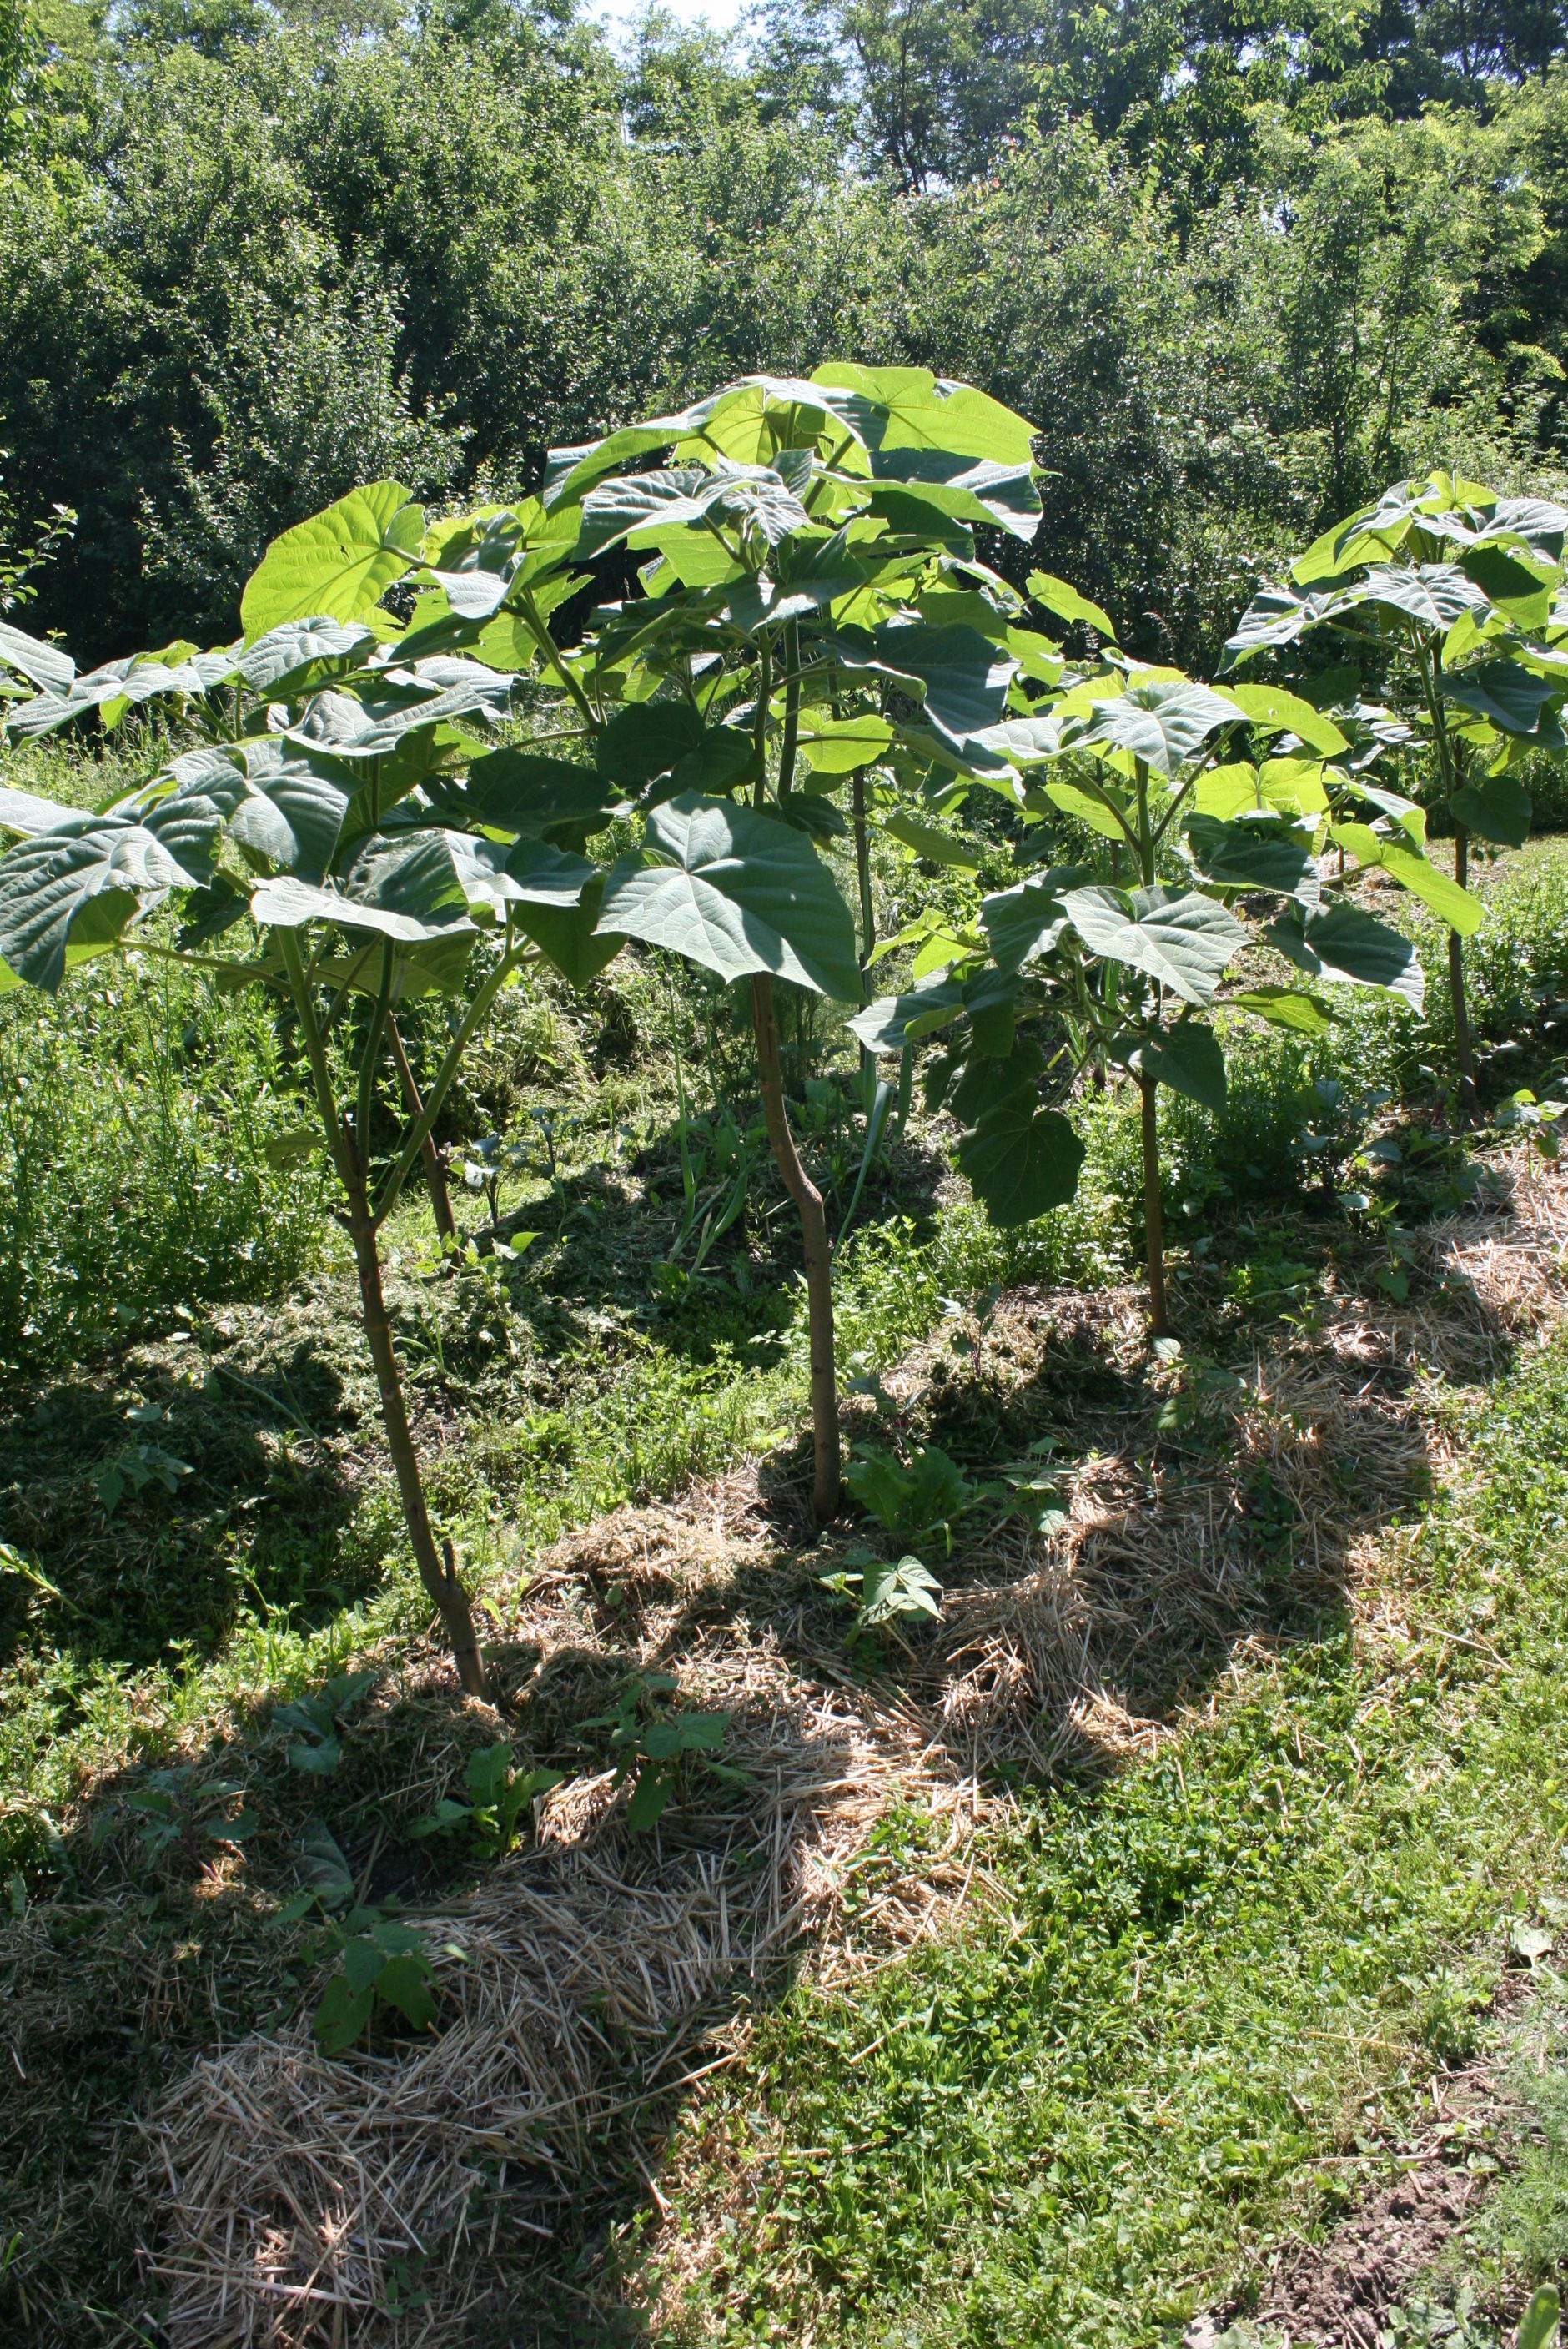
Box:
5;0;1568;669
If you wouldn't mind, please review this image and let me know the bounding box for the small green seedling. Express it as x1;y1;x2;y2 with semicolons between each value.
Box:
273;1670;377;1777
582;1675;736;1832
843;1441;977;1551
123;1765;256;1861
410;1738;563;1856
311;1914;440;2055
460;1133;532;1232
1152;1336;1248;1435
96;1406;193;1515
1495;1087;1564;1159
822;1551;942;1647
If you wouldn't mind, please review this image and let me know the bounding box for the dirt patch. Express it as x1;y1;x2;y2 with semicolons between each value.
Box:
1187;1980;1565;2348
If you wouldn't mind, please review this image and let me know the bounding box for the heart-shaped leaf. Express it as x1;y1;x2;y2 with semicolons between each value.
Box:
1187;812;1319;903
1445;660;1561;738
1073;679;1242;777
1265;902;1425;1009
597;794;859;1000
1063;884;1246;1005
0;804;218;989
979;869;1084;973
1120;1020;1227;1109
957;1094;1085;1226
241;481;425;637
1450;770;1531;849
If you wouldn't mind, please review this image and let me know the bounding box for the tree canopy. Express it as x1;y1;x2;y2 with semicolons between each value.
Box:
5;0;1568;662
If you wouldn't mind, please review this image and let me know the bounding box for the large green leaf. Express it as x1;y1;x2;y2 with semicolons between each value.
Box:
545;377;857;510
1460;544;1553;629
797;712;893;773
155;741;351;880
0;783;73;837
1121;1020;1227;1110
957;1094;1084;1226
233;618;379;694
1037;775;1133;843
596;793;860;1000
1073;679;1241;777
1444;660;1562;738
1218;680;1347;757
864;455;1040;541
1266;902;1425;1009
847;973;966;1053
882;812;979;869
846;621;1014;750
812;365;1037;467
0;804;217;990
515;873;626;989
1450;769;1531;849
1025;570;1116;640
249;848;476;944
1187;813;1319;903
1232;984;1334;1037
463;748;621;846
595;702;708;790
1330;824;1482;935
978;869;1085;974
240;482;425;638
338;830;591;931
726;528;875;631
1222;583;1344;666
583;462;810;561
1345;565;1487;635
1062;884;1246;1005
0;620;75;695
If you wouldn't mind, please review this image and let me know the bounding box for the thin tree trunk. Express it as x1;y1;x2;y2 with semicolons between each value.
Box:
1448;819;1478;1124
852;766;876;1100
388;1015;455;1242
1139;1074;1170;1339
751;972;841;1522
343;1163;489;1697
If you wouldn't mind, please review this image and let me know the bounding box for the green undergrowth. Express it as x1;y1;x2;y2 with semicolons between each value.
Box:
0;1154;1118;1877
641;1333;1568;2347
0;823;1565;2336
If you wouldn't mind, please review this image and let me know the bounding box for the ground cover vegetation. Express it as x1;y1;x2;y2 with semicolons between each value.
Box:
3;2;1568;2343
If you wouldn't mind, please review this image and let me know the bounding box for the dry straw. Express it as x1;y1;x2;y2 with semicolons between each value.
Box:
147;1151;1567;2344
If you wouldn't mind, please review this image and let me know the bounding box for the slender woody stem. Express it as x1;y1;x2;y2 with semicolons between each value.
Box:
1418;639;1478;1123
388;1014;455;1242
750;627;838;1519
374;942;528;1225
1139;1074;1171;1339
752;971;841;1522
277;930;488;1695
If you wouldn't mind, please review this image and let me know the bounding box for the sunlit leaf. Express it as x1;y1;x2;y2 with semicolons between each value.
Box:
240;482;425;637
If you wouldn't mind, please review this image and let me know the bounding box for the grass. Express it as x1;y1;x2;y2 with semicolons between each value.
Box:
641;1332;1568;2343
1;806;1566;2340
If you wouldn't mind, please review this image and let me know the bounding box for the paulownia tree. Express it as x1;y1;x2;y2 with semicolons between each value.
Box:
0;365;1063;1662
535;364;1064;1517
0;487;634;1697
1225;472;1568;1121
855;658;1435;1333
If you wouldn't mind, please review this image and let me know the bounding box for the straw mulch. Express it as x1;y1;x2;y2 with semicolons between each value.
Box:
147;1150;1568;2346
